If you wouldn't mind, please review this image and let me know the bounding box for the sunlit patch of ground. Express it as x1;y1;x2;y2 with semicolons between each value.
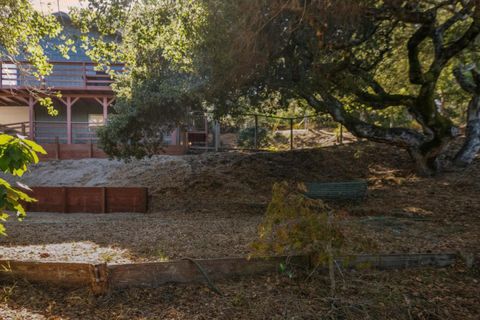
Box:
0;304;48;320
0;241;134;264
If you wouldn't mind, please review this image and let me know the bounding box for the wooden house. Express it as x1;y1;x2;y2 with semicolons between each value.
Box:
0;12;205;158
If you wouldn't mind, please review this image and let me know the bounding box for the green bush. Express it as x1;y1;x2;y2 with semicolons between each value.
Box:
237;127;270;148
0;134;45;235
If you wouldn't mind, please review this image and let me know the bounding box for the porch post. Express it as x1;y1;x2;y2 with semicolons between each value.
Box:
28;97;35;140
102;97;108;124
214;121;220;152
67;96;72;144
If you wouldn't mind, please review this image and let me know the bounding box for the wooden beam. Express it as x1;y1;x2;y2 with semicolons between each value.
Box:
102;97;108;123
66;97;72;144
13;95;29;105
28;97;35;139
57;97;67;107
94;96;115;123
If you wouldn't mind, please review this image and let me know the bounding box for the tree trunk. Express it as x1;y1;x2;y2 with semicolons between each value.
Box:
454;96;480;167
409;146;443;176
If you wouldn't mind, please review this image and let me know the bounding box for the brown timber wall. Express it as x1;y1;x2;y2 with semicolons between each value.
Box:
26;187;148;213
39;143;187;160
0;253;460;295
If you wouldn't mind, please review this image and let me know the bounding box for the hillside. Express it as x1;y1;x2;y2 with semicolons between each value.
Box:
3;141;478;260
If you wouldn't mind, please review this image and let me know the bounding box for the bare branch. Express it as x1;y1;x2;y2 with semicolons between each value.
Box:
454;65;479;93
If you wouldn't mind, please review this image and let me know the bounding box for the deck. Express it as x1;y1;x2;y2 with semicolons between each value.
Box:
0;61;122;106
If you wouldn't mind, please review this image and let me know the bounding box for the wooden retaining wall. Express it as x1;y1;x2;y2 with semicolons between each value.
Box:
0;253;459;294
26;187;148;213
39;143;187;160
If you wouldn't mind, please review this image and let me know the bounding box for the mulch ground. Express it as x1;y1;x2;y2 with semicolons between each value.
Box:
1;141;478;262
1;141;479;318
1;264;479;319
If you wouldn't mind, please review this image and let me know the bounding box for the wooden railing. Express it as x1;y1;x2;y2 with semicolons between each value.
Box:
1;121;102;144
0;121;29;136
1;120;184;147
34;121;101;144
0;61;123;90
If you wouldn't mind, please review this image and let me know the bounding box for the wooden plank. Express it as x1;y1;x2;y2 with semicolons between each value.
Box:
26;187;66;213
108;256;309;289
60;144;92;159
25;187;148;213
0;260;94;288
338;253;457;270
109;253;457;289
106;187;148;213
66;187;103;213
0;253;459;294
101;187;107;213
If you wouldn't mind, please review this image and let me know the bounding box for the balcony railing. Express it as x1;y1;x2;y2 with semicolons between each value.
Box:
0;121;179;145
0;61;123;91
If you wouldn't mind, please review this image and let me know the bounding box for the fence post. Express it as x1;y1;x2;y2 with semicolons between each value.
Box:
55;136;60;160
204;116;208;149
83;62;87;89
339;125;344;144
254;115;258;150
214;121;220;152
21;123;26;135
28;97;35;140
290;118;294;150
89;139;93;158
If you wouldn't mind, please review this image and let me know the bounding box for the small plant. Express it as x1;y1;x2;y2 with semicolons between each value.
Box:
100;252;115;263
251;181;345;295
0;283;16;303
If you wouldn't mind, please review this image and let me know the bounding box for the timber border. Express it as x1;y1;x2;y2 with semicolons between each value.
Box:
26;186;148;213
0;253;465;295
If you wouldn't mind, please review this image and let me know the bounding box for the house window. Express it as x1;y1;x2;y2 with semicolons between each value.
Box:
1;63;17;86
88;114;104;127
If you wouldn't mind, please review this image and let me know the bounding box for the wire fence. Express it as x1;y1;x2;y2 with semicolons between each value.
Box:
187;112;355;152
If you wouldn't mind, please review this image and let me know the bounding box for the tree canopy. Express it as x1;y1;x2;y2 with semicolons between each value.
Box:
76;0;480;174
0;0;59;234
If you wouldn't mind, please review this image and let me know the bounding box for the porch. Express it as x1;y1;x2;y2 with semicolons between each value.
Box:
0;95;188;159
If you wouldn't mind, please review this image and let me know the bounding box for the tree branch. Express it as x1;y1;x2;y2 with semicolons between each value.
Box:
441;2;480;62
346;66;416;108
454;65;479;93
407;24;433;84
302;92;425;148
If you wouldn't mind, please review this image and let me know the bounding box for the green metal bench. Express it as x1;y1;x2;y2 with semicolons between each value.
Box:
304;180;368;201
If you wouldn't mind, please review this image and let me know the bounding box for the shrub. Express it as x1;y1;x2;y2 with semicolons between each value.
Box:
251;181;345;295
237;127;270;148
0;134;45;235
